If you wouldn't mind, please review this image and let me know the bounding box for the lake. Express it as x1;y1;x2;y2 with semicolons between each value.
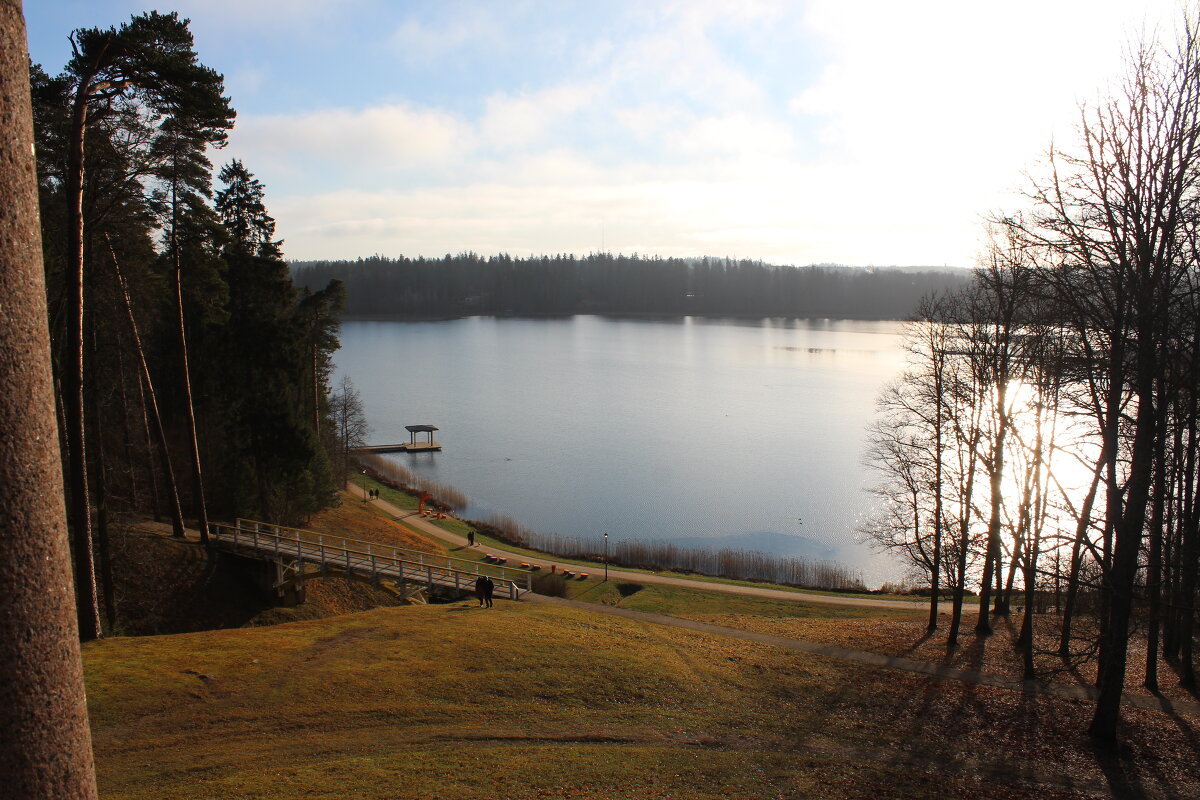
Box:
333;315;910;585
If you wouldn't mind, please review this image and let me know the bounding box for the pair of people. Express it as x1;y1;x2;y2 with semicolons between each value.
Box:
474;575;495;608
365;488;379;501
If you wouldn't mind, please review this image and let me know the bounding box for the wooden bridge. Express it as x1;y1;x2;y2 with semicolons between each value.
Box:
208;519;532;602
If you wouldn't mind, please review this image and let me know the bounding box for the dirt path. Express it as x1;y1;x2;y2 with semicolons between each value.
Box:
353;483;942;611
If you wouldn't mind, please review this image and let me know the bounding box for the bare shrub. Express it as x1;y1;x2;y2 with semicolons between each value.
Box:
354;453;467;510
474;526;866;592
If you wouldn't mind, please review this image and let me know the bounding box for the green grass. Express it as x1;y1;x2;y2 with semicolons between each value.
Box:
351;473;421;511
82;600;1152;800
560;578;925;621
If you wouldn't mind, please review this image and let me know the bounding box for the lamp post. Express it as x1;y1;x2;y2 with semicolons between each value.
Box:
604;532;609;582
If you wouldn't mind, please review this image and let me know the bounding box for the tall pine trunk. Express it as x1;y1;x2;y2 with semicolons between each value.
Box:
0;9;100;789
106;237;186;538
63;80;100;642
173;246;209;545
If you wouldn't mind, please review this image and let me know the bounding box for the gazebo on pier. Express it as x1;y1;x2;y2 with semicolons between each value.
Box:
401;424;440;452
350;425;442;453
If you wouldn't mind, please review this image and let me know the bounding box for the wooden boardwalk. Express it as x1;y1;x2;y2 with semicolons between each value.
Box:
352;442;441;453
208;519;530;600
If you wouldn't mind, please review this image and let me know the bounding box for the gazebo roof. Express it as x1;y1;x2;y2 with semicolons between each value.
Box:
405;424;439;433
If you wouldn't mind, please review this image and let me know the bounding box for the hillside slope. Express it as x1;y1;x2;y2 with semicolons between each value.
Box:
83;601;1197;800
106;495;442;635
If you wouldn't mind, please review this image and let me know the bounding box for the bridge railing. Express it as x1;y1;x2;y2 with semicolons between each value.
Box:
233;518;532;586
210;521;532;598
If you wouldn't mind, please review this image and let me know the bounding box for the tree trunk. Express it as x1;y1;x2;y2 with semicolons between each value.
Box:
87;281;116;630
1144;394;1168;691
929;353;945;631
106;238;186;538
976;407;1008;636
0;5;100;790
63;66;101;642
1089;330;1157;744
173;253;209;545
1060;450;1106;657
311;340;321;436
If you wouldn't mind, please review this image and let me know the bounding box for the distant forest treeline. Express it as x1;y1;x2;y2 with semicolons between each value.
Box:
291;254;973;319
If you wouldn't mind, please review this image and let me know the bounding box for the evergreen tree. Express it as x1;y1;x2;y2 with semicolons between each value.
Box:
56;11;233;638
215;160;336;522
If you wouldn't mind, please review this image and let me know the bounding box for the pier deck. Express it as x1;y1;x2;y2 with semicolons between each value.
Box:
353;442;441;453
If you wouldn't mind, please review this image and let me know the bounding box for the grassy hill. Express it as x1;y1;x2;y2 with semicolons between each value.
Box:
83;596;1197;799
85;494;1198;799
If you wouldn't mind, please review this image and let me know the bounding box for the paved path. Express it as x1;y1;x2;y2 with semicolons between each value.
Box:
527;594;1200;719
353;483;946;612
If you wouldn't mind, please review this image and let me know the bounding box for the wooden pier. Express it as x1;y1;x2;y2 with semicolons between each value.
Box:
353;442;441;453
353;424;441;453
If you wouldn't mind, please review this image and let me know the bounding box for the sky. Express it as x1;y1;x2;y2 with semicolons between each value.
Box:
23;0;1188;267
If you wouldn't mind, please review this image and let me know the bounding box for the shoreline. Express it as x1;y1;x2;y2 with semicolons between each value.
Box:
338;310;917;323
350;468;914;598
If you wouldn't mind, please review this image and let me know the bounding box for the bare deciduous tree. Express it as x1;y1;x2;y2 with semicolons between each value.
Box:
329;376;371;489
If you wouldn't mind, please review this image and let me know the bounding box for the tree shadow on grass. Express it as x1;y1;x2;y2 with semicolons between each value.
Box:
1165;655;1200;702
901;629;934;655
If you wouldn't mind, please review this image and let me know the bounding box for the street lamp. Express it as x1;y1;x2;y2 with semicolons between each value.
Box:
604;532;609;582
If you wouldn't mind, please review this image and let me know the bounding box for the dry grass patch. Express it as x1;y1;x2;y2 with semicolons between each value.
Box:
307;492;446;553
84;600;1198;799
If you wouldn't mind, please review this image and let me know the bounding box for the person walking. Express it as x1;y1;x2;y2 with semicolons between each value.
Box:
467;530;475;547
474;576;487;607
483;576;495;608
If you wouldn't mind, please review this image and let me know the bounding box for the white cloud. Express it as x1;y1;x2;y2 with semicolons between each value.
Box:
229;103;476;177
388;12;496;64
789;0;1186;262
480;83;599;151
224;0;1192;268
172;0;356;33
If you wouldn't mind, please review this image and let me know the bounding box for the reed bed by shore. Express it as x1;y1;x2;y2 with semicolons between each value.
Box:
355;452;468;510
481;513;866;592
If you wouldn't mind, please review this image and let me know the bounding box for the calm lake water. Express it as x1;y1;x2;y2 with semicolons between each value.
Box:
333;316;909;585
